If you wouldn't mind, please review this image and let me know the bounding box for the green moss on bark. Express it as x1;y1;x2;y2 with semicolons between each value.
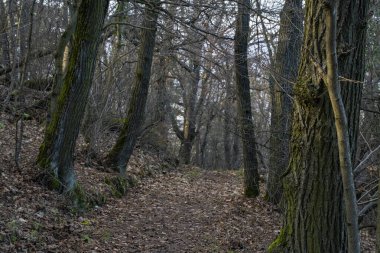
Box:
38;63;73;162
268;228;286;253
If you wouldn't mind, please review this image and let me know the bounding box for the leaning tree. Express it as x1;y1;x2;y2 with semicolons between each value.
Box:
37;0;109;192
106;0;160;175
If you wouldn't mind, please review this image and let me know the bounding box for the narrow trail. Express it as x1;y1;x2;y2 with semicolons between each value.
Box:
83;168;280;252
0;119;280;253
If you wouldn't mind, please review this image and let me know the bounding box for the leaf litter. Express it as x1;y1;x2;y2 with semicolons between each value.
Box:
0;116;375;252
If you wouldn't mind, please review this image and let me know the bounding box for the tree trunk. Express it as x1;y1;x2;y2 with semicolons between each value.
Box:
199;111;215;168
324;2;360;251
49;0;79;124
269;0;368;252
0;0;11;85
377;166;380;252
141;55;169;152
223;73;233;169
234;0;260;197
179;139;193;165
266;0;302;205
179;56;201;164
231;132;241;169
37;0;109;192
106;0;160;175
14;0;36;169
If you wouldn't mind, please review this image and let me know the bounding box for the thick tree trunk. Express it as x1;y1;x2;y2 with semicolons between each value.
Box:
37;0;109;192
234;0;260;197
49;0;79;124
179;140;193;165
266;0;302;204
324;2;360;251
106;0;160;175
269;0;368;252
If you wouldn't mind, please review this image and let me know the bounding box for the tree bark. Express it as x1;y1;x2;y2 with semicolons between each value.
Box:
234;0;260;197
0;0;11;85
269;0;368;252
49;0;79;124
198;110;216;167
377;166;380;252
324;2;360;251
266;0;302;204
37;0;109;192
178;55;201;164
14;0;36;170
106;0;160;175
223;71;233;169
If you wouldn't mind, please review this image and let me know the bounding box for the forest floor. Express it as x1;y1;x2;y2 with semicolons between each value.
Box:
0;117;376;252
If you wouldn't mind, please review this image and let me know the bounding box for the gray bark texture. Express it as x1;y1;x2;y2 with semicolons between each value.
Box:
324;2;360;251
234;0;260;197
266;0;303;205
49;0;79;124
106;0;160;175
0;0;11;85
37;0;109;192
269;0;368;252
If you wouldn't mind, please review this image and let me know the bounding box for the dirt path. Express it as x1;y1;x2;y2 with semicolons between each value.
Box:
0;119;280;253
81;168;280;253
0;118;375;252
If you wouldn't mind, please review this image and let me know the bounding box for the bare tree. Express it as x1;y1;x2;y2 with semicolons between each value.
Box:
106;0;161;175
234;0;260;197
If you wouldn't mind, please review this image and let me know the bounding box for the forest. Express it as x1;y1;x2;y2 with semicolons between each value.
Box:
0;0;379;252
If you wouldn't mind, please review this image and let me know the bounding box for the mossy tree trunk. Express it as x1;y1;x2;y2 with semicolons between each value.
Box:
267;0;303;204
234;0;260;197
324;2;360;251
49;0;79;124
37;0;109;192
106;0;160;175
269;0;368;252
